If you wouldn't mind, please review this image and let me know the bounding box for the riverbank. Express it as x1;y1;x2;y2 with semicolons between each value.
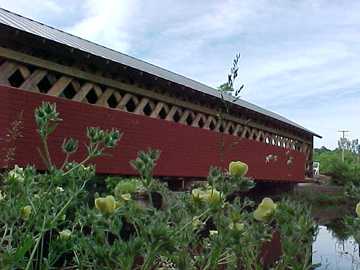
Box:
292;183;353;224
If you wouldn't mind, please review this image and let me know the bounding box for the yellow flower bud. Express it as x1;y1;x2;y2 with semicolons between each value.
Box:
234;222;245;231
191;188;207;202
20;205;32;220
229;161;248;177
8;165;25;183
59;229;72;240
253;197;277;222
356;202;360;217
192;217;203;229
121;193;132;201
192;187;223;206
229;222;244;231
205;188;222;205
95;195;117;214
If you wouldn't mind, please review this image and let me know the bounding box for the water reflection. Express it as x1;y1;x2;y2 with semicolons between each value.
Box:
313;225;360;269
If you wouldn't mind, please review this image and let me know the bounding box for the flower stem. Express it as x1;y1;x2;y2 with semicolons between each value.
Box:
25;217;46;270
51;180;88;225
41;135;52;169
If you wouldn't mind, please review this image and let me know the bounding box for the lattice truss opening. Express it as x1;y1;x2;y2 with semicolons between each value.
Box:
0;58;312;159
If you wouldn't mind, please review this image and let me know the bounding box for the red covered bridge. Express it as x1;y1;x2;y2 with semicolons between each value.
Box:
0;9;320;184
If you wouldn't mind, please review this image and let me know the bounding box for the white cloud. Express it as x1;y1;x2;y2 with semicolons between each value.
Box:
0;0;85;28
0;0;62;16
67;0;138;53
1;0;359;149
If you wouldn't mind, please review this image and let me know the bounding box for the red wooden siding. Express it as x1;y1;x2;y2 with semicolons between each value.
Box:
0;85;306;182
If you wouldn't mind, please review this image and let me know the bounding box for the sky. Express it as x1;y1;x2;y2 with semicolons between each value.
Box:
0;0;359;149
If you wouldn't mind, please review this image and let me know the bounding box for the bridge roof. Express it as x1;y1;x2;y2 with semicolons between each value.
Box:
0;8;320;138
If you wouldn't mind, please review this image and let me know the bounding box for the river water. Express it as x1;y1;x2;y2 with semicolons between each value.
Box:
288;183;360;269
313;225;360;269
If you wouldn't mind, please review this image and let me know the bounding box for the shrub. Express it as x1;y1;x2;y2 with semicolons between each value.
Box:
315;149;360;185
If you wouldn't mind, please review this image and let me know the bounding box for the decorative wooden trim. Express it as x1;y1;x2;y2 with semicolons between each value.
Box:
73;82;94;102
48;76;72;96
0;61;17;84
20;69;47;91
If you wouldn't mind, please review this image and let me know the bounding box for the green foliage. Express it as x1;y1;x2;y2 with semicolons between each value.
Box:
273;199;317;269
130;148;160;189
34;102;62;139
62;137;78;154
217;53;244;102
345;215;360;244
217;82;233;92
113;178;143;198
326;218;352;241
0;165;317;269
207;166;255;197
314;147;360;185
34;101;122;171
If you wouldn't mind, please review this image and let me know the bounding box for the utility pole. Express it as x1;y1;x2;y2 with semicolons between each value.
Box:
338;130;350;162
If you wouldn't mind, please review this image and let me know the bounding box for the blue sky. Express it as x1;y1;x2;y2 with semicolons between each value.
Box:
1;0;359;149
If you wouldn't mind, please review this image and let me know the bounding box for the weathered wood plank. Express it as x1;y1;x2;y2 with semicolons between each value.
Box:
73;82;94;102
47;76;72;96
0;61;17;85
20;69;47;92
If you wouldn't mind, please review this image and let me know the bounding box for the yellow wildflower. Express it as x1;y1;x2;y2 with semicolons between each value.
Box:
253;197;277;222
229;161;248;177
59;229;72;240
121;193;132;201
356;202;360;217
95;195;117;214
20;205;32;220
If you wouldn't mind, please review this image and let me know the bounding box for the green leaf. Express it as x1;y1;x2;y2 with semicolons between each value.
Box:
13;235;35;262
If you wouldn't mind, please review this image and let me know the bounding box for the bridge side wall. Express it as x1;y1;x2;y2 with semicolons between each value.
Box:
0;49;314;173
0;86;306;182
